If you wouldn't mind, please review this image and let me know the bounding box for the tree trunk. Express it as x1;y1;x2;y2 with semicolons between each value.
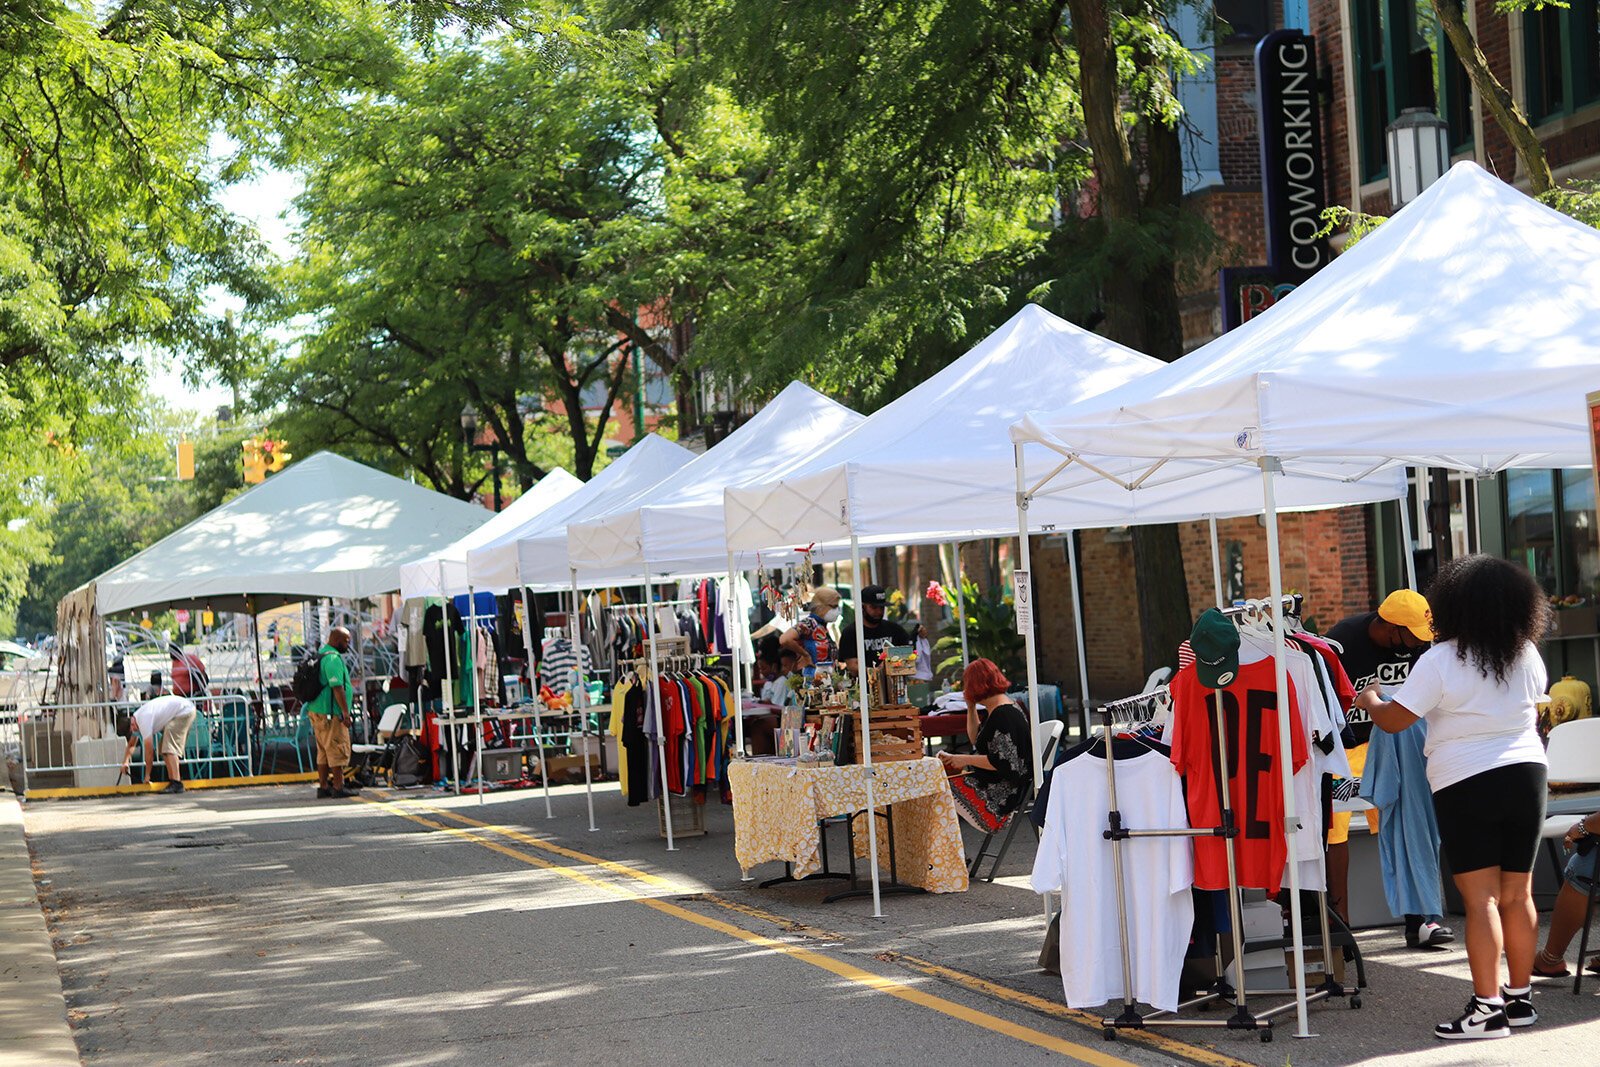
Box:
1431;0;1553;194
1068;0;1194;677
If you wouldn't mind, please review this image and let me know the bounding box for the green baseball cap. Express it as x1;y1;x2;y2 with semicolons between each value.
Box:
1190;608;1240;689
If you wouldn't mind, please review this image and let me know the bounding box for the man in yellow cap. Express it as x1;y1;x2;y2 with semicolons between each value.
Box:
1326;589;1453;949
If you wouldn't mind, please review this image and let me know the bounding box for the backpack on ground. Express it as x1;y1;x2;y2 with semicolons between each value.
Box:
392;735;429;787
292;649;329;704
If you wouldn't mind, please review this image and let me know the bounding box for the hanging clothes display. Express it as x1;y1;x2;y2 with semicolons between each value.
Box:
617;660;735;804
1358;720;1444;918
1032;739;1193;1012
1168;657;1308;892
539;631;594;696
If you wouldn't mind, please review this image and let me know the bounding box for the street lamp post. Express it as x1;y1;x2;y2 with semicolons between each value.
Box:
1385;107;1450;209
1385;108;1451;579
460;403;502;511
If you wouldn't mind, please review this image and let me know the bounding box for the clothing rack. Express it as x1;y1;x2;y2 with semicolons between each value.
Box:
1094;595;1359;1044
1095;690;1268;1039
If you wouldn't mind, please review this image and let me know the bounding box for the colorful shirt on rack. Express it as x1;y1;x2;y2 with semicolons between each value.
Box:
1168;659;1308;892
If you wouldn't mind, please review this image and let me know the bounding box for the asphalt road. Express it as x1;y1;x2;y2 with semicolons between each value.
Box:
22;781;1600;1066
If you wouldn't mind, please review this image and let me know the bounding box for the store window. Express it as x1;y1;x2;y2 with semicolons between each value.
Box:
1351;0;1474;182
1524;1;1600;123
1505;468;1557;592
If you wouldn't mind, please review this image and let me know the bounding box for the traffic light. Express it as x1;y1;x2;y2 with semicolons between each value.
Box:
262;438;292;473
242;438;267;484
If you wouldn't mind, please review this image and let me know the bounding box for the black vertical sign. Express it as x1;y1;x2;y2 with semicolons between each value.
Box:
1256;29;1329;281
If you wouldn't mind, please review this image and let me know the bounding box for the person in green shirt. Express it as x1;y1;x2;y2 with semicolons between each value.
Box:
307;626;360;799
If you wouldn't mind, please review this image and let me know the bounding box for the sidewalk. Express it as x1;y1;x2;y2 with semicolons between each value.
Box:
0;795;81;1067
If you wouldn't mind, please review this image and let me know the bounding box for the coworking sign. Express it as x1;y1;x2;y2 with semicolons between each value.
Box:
1219;28;1331;332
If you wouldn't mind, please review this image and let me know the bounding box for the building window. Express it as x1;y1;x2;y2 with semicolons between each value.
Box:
1352;0;1475;182
1524;1;1600;123
1503;469;1600;601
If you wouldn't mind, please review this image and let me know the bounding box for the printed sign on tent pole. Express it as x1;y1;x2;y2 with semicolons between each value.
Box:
1013;569;1032;634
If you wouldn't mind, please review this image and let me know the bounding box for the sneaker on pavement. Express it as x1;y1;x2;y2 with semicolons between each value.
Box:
316;787;333;799
160;781;185;794
331;787;362;798
338;784;361;795
1501;987;1537;1028
1435;998;1511;1040
1408;921;1455;948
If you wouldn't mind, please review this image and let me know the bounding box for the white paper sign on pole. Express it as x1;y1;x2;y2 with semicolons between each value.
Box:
1013;569;1032;634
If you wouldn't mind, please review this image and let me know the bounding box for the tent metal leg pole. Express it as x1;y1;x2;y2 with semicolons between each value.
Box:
645;578;676;851
517;584;554;820
1013;444;1045;786
1209;516;1225;609
571;570;596;832
1261;458;1313;1038
953;541;970;669
730;556;753;882
1397;480;1420;590
849;533;883;917
248;597;263;776
1065;529;1090;734
443;587;458;796
728;553;745;762
467;586;485;806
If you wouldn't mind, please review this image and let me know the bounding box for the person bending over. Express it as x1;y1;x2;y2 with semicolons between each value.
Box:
939;658;1032;833
1357;555;1550;1040
118;694;199;795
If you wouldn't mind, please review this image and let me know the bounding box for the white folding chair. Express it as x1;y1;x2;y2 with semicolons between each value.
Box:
1539;717;1600;993
967;719;1066;882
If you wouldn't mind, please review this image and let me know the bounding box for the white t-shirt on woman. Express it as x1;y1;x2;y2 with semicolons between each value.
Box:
1391;639;1547;793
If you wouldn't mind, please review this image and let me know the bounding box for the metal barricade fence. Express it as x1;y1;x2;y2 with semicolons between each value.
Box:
12;693;276;792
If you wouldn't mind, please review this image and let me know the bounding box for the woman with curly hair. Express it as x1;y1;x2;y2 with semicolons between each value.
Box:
1357;554;1551;1040
938;658;1032;832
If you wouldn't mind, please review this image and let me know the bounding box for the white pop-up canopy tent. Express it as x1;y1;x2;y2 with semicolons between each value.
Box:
1010;161;1600;1037
721;304;1404;916
453;433;694;823
80;451;489;615
566;382;863;856
398;468;583;601
464;433;693;594
566;381;864;582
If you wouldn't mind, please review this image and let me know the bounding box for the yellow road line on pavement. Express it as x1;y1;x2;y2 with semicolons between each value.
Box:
358;796;1141;1067
30;772;317;800
399;800;1253;1067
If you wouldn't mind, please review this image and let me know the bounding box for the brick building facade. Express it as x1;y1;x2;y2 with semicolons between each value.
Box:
1024;1;1600;702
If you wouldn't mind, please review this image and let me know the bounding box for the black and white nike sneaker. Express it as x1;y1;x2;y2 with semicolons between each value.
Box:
1501;986;1537;1028
1435;997;1511;1040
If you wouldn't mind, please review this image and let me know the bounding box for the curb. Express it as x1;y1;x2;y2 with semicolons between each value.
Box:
0;795;81;1066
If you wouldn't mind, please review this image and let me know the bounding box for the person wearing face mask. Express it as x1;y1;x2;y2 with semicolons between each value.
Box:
838;585;911;674
781;586;840;678
1326;589;1454;950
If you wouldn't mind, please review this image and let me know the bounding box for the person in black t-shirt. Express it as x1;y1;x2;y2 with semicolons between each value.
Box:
1326;588;1452;950
838;585;912;673
1325;589;1434;741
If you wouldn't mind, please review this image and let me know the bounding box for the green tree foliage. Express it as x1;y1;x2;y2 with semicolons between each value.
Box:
262;36;670;486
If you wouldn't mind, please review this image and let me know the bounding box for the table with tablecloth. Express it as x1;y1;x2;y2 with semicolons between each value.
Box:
725;756;969;893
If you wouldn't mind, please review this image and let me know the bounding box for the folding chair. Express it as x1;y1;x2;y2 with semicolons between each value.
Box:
968;719;1065;882
1538;718;1600;993
350;703;409;787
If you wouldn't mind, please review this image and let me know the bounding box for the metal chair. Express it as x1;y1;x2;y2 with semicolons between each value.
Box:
967;719;1065;882
350;703;410;786
1539;718;1600;993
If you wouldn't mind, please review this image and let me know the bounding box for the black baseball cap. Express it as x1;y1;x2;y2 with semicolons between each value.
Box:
862;585;888;607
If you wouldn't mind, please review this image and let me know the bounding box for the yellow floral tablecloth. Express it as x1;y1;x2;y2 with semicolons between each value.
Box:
725;756;969;893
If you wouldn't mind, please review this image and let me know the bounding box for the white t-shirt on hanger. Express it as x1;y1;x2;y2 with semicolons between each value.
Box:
1032;747;1194;1013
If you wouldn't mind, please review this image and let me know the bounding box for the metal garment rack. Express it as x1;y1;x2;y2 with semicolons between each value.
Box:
1095;606;1360;1045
